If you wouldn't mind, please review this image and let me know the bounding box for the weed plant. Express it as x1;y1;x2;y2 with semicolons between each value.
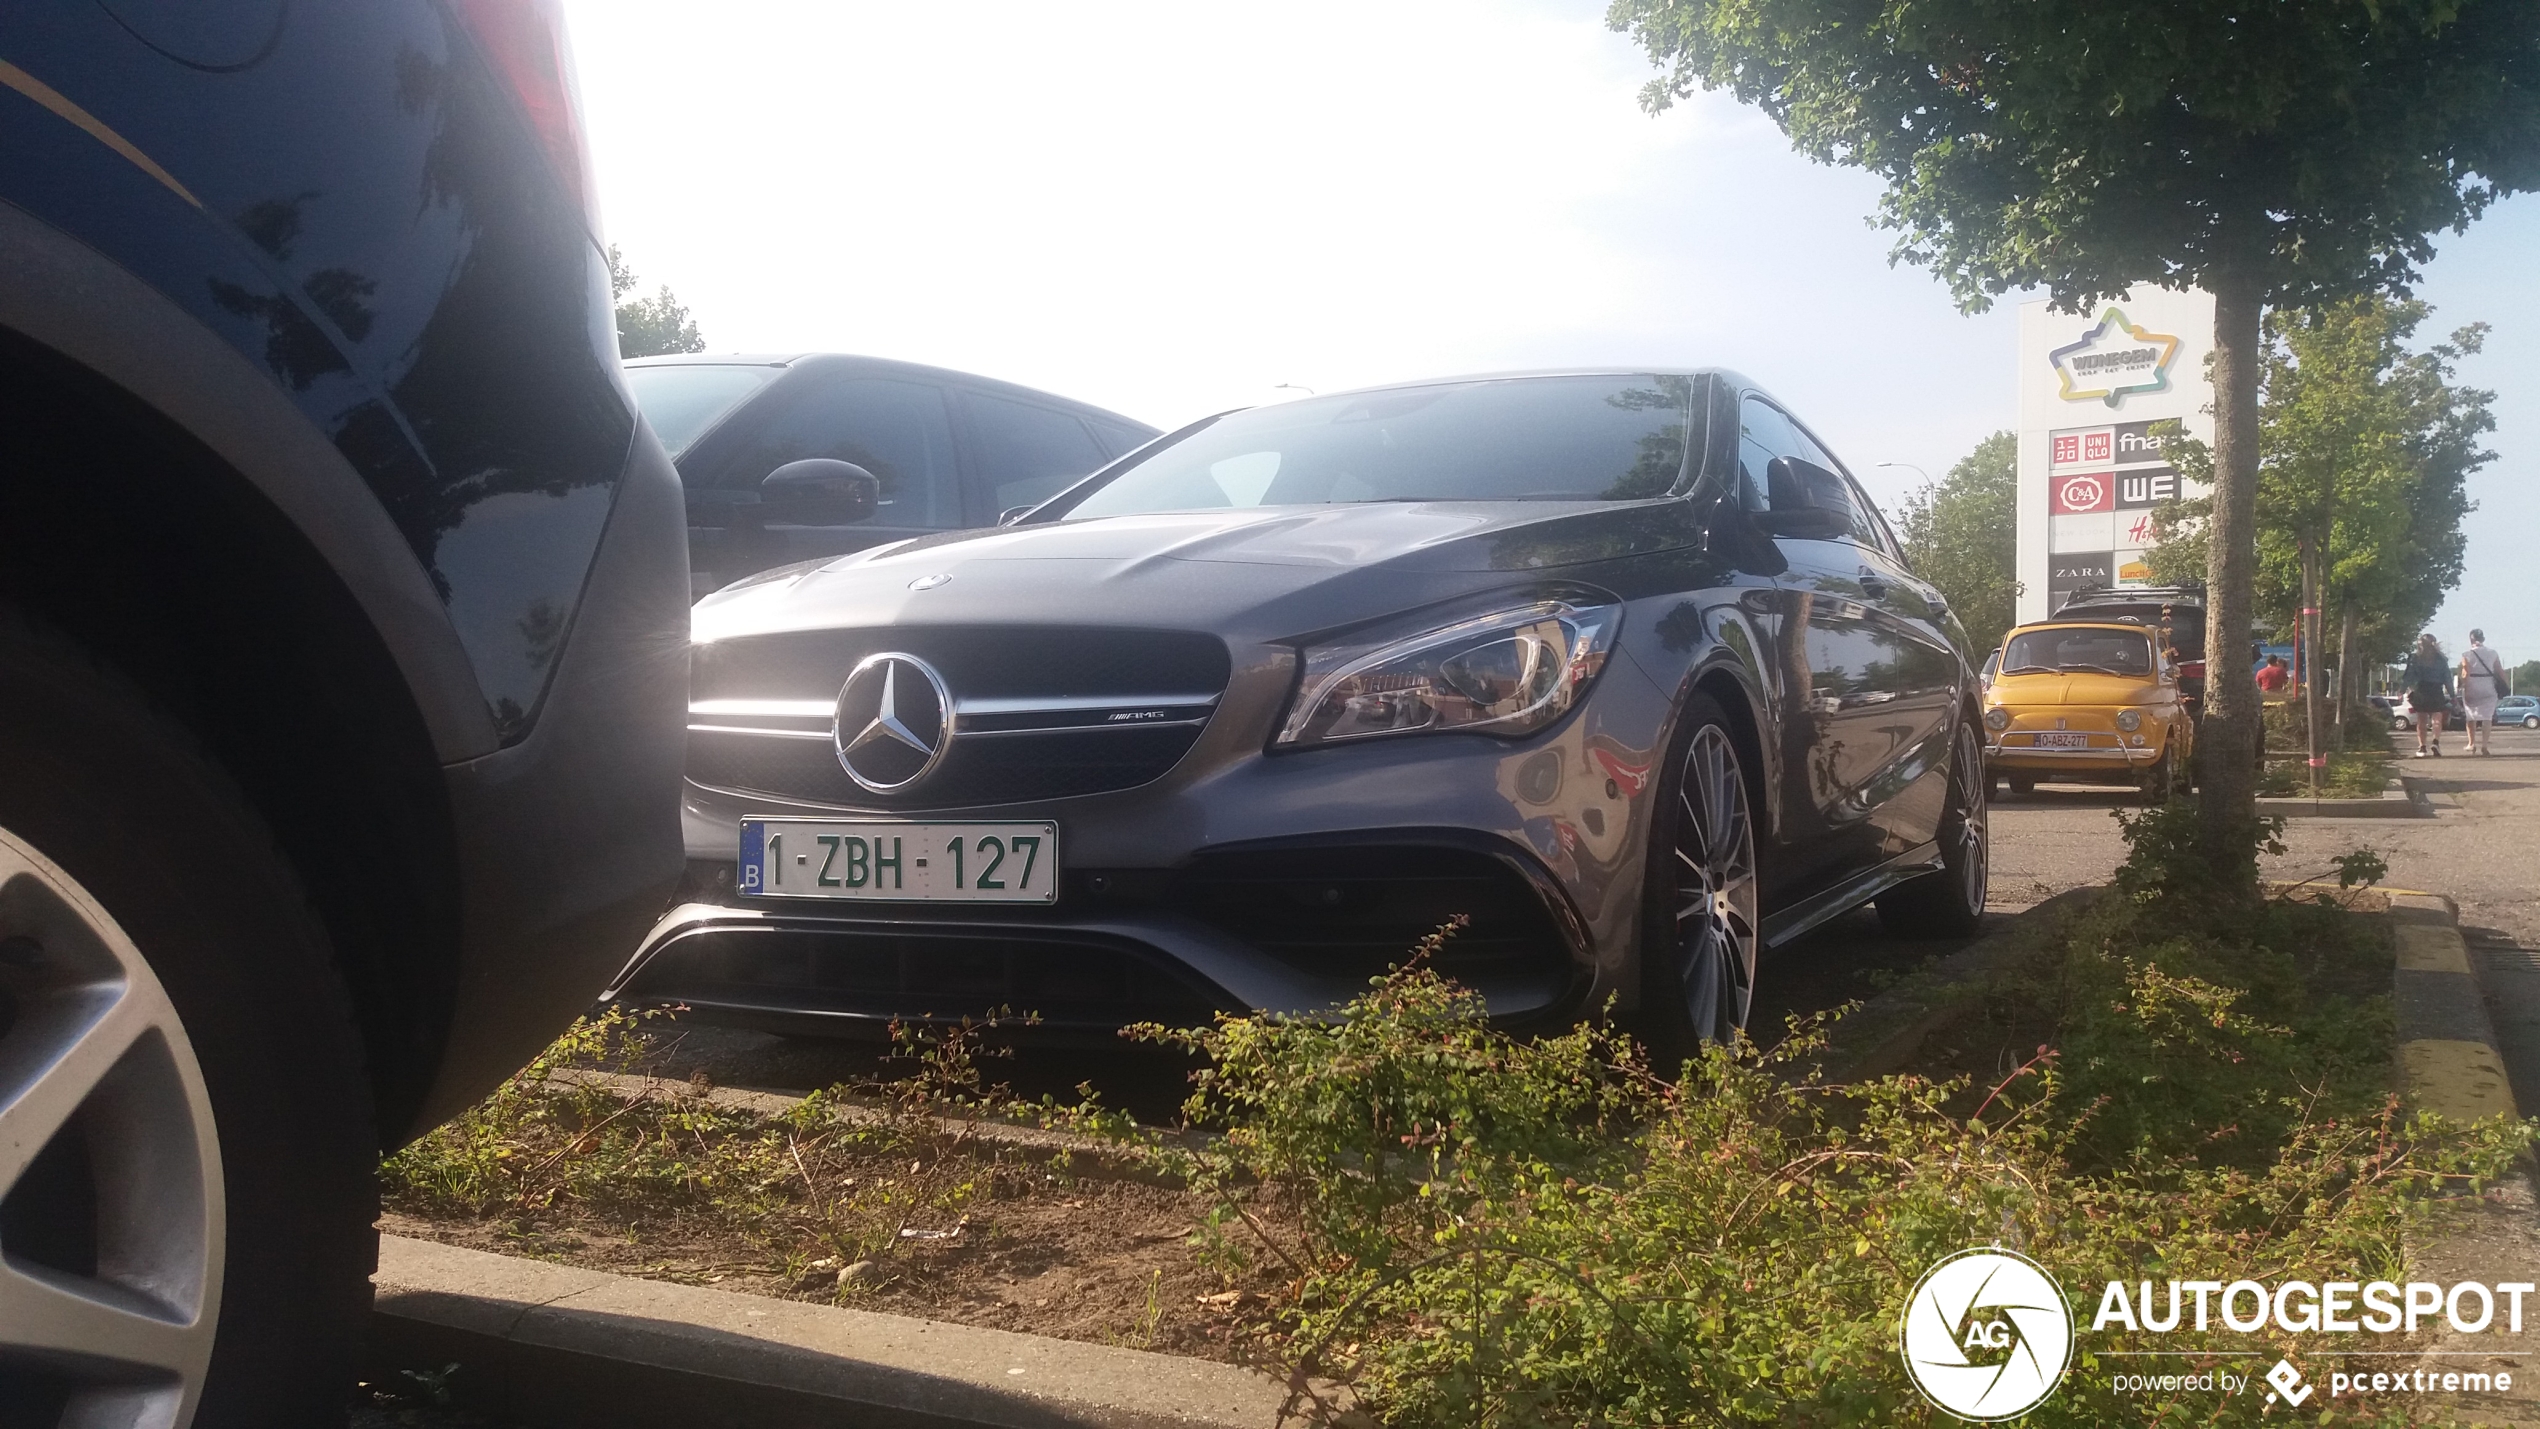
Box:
1126;810;2527;1427
2257;750;2394;799
381;1011;1092;1285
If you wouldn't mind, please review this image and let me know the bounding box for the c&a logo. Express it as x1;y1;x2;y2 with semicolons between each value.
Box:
1901;1248;2073;1421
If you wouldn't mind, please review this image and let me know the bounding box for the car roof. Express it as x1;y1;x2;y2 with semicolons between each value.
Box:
620;352;1159;432
2007;620;2160;635
2054;585;2205;608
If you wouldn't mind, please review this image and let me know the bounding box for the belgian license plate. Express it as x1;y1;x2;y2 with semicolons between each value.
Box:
2032;732;2092;749
739;820;1058;903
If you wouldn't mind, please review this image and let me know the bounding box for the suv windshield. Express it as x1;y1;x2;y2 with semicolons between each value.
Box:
2056;597;2205;661
2002;627;2156;678
624;363;779;457
1059;374;1695;519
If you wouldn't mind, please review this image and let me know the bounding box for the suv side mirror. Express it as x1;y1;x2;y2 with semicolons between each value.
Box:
1754;456;1856;540
761;459;879;526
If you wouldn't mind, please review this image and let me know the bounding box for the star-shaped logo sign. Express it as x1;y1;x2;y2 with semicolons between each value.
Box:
832;653;953;792
2048;307;2182;409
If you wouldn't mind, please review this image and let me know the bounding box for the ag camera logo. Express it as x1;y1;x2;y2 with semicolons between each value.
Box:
1901;1248;2073;1421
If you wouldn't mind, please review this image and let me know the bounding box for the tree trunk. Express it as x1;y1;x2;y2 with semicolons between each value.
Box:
2199;276;2264;855
2301;541;2323;798
2335;596;2358;752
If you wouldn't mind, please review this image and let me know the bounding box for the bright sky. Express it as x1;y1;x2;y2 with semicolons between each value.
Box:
568;0;2536;664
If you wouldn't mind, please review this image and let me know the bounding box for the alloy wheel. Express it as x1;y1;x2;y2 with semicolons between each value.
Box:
1673;725;1759;1042
1951;722;1990;914
0;825;223;1428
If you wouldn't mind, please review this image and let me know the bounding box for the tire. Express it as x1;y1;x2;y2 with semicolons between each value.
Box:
1876;719;1989;938
2139;745;2175;804
1638;694;1760;1074
0;614;375;1429
2525;716;2538;730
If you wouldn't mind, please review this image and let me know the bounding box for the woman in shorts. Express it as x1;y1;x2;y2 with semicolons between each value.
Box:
2404;632;2453;757
2462;629;2506;755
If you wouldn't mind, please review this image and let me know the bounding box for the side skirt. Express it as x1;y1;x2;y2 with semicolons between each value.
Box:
1759;840;1944;950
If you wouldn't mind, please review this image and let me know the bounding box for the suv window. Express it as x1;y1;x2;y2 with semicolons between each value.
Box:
968;392;1108;513
704;376;960;528
1091;419;1155;460
1739;395;1874;545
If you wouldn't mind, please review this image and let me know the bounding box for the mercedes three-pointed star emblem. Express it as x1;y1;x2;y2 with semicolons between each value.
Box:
832;653;953;793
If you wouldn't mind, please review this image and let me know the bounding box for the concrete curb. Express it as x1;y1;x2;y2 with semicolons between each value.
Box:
1813;886;2103;1080
2255;781;2432;819
369;1236;1311;1429
2390;892;2519;1122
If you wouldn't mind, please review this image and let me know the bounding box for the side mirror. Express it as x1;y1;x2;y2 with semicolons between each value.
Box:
1755;456;1856;540
760;458;879;526
1754;506;1853;539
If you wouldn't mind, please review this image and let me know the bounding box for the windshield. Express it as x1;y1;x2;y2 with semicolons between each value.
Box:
2002;627;2156;678
1058;375;1694;519
624;364;779;457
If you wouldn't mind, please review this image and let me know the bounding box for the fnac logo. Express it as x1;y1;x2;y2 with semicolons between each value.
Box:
2050;307;2181;408
2052;474;2111;514
1901;1248;2073;1421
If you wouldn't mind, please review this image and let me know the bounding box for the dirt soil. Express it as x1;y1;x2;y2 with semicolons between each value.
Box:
382;1116;1284;1363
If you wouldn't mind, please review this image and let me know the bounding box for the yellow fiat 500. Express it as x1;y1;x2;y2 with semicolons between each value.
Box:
1984;620;2195;800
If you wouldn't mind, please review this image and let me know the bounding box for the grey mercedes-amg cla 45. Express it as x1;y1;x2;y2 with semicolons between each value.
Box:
615;370;1989;1061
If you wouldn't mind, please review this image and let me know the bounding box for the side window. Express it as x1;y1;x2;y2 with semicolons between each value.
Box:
968;393;1108;513
705;376;960;528
1746;398;1874;547
1091;420;1156;460
1735;396;1795;511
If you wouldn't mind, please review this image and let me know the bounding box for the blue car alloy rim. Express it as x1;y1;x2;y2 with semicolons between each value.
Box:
1674;724;1759;1042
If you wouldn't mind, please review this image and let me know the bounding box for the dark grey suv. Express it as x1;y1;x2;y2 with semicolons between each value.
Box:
614;371;1986;1065
0;2;685;1422
625;353;1158;597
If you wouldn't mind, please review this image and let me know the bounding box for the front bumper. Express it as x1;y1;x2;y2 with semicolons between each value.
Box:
610;650;1676;1032
409;428;691;1136
1985;741;2162;770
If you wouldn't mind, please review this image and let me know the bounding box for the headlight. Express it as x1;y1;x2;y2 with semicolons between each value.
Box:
2115;709;2143;732
1276;597;1619;748
1985;707;2010;731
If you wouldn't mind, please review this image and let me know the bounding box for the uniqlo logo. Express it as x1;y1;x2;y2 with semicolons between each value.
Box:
2082;431;2112;462
2051;434;2080;465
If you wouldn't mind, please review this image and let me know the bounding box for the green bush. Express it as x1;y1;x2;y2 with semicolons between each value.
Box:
1132;813;2526;1427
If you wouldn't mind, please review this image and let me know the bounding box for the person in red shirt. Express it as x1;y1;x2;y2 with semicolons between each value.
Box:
2255;655;2292;694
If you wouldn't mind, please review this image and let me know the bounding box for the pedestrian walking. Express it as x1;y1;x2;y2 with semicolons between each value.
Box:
2405;633;2453;757
2462;629;2506;756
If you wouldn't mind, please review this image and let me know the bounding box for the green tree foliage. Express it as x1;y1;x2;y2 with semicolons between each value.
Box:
2514;660;2540;696
607;244;705;358
1604;0;2540;848
1894;431;2018;656
2142;298;2491;667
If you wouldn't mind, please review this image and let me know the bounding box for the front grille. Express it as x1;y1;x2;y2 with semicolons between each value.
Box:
694;627;1230;702
690;724;1211;807
620;924;1228;1029
1168;844;1577;1002
687;626;1232;809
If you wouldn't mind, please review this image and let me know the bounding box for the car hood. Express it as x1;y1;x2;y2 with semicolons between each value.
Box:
1988;673;2168;706
692;501;1703;643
